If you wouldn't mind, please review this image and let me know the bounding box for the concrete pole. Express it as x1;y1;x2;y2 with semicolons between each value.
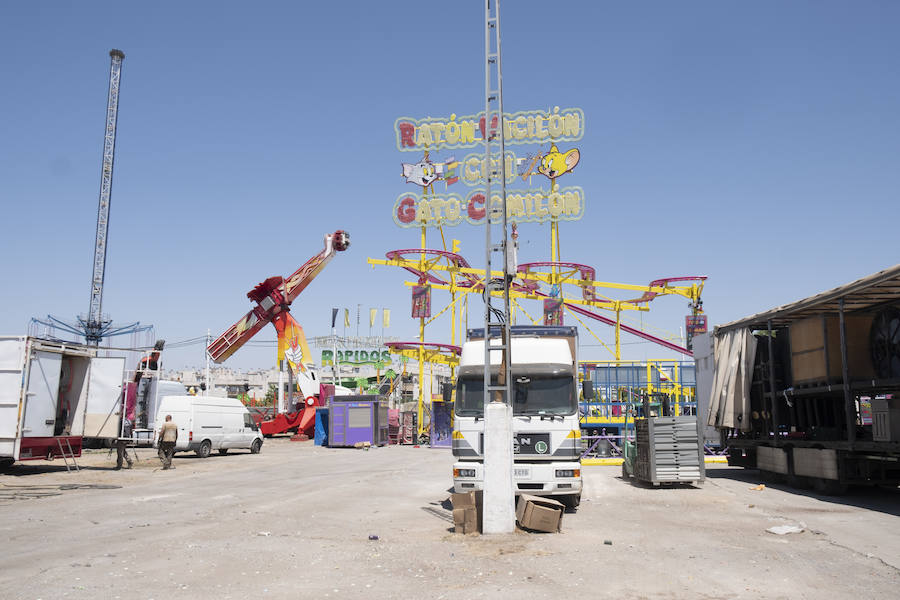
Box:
482;401;515;533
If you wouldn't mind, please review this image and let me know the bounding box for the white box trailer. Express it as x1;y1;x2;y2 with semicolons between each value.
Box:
0;336;125;464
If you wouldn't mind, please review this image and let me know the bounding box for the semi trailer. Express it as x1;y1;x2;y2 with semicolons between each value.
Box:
698;265;900;493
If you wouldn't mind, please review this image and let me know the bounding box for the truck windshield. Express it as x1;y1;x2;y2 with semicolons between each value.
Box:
455;375;575;417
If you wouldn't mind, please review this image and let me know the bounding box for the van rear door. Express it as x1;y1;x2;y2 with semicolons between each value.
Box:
0;337;27;458
83;357;125;439
22;350;63;438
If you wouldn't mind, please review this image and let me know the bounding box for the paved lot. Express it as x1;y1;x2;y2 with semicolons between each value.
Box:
1;439;898;599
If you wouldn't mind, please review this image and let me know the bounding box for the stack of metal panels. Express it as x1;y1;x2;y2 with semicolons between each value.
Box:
634;416;705;484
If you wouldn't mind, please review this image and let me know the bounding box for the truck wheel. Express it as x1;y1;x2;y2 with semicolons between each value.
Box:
218;449;228;455
196;440;212;458
558;494;580;512
250;439;262;454
813;477;848;496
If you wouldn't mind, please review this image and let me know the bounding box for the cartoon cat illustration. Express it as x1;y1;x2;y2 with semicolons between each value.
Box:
537;144;580;179
402;158;440;187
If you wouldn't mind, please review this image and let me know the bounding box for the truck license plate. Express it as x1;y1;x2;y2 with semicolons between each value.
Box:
514;467;531;479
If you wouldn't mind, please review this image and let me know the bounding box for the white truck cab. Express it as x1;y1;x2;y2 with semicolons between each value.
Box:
452;326;583;509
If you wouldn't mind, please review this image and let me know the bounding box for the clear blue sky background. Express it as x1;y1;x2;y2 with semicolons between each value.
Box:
2;1;898;370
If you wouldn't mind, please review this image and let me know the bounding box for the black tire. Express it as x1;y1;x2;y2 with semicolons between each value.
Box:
813;477;848;496
218;449;228;455
250;439;262;454
0;458;14;470
196;440;212;458
561;494;581;511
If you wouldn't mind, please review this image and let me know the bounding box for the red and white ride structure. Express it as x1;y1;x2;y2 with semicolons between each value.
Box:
208;230;350;437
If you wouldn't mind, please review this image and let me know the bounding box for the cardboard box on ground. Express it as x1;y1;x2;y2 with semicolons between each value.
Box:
515;494;564;533
451;491;482;534
451;492;564;534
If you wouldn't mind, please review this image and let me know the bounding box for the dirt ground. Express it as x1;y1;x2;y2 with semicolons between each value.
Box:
1;439;898;599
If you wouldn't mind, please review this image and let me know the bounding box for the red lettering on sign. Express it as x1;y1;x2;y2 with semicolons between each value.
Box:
478;115;499;141
397;196;417;223
398;122;416;148
468;193;485;220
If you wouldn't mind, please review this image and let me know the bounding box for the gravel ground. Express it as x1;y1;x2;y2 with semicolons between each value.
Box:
0;439;898;599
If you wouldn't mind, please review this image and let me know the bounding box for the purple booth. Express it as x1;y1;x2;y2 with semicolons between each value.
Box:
327;395;388;447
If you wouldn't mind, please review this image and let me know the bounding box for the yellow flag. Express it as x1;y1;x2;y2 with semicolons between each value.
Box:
369;308;377;328
344;308;350;327
383;309;390;328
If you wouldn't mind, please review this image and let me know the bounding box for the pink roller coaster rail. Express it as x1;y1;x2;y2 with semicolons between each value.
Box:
383;251;701;357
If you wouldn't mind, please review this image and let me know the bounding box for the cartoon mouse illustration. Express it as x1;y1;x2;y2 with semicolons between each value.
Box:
537;144;580;179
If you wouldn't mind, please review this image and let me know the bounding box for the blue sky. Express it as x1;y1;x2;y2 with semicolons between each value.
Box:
1;1;898;370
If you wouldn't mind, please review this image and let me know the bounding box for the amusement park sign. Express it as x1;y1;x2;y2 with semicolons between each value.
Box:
392;187;585;228
393;106;586;229
394;107;584;152
321;349;391;366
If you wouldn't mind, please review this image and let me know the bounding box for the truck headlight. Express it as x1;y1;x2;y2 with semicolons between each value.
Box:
555;469;580;477
454;468;476;478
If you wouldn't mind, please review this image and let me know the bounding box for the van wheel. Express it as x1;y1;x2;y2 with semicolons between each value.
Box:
196;440;212;458
250;439;262;454
218;449;228;455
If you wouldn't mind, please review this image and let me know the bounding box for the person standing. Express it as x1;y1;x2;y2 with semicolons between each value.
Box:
115;417;134;470
157;414;178;470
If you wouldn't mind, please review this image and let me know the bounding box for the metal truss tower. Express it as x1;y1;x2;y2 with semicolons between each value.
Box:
85;49;125;345
31;49;150;347
482;0;512;408
481;0;516;534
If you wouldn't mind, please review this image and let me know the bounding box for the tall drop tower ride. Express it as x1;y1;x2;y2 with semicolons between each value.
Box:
83;48;125;345
31;49;152;346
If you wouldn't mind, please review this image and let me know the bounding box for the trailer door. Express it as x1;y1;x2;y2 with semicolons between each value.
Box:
22;350;63;438
83;357;125;439
0;338;27;457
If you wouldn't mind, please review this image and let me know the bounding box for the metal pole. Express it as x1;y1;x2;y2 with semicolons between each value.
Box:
767;320;778;445
838;298;855;446
205;329;211;396
332;312;339;387
277;364;284;415
821;315;831;385
482;0;494;414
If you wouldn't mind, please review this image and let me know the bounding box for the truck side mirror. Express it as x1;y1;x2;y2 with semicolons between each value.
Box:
582;380;594;400
442;382;453;402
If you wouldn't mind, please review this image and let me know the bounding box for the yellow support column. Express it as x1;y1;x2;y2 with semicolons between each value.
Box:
550;179;559;280
450;239;460;385
614;303;622;361
673;361;680;415
417;224;427;438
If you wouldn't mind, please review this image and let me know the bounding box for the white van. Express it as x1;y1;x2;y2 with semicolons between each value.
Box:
155;396;263;458
143;380;188;432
